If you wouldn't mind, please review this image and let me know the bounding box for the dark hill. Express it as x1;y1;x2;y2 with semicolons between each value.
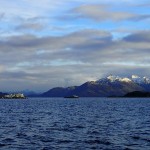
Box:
124;91;150;97
41;86;78;97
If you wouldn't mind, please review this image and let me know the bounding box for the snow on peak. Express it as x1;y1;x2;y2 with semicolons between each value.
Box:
132;75;140;79
106;75;132;83
97;75;132;83
131;75;150;84
119;78;132;83
107;75;119;82
97;75;150;84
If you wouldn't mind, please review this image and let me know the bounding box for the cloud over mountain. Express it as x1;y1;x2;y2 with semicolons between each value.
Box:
0;0;149;91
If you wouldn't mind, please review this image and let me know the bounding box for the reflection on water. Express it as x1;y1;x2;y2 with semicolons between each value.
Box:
0;98;150;149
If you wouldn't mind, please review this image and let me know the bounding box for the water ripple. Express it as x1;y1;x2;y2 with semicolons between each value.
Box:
0;98;149;149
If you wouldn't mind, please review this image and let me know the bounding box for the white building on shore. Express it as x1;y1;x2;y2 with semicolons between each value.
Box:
4;93;26;99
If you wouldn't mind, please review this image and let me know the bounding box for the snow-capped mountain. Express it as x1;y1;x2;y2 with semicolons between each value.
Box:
97;75;150;85
131;75;150;84
41;74;149;97
97;75;132;83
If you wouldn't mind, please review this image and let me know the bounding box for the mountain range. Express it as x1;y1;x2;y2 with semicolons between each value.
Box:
39;75;150;97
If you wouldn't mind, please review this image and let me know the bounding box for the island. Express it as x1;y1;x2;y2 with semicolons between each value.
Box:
0;93;26;99
64;95;79;98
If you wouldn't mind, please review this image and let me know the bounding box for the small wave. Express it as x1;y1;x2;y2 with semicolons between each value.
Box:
73;125;85;129
2;138;15;143
87;130;100;135
141;138;150;142
85;139;111;145
124;148;134;150
131;136;140;140
40;138;54;143
46;127;73;132
0;143;7;147
131;135;150;142
57;140;74;144
16;132;28;138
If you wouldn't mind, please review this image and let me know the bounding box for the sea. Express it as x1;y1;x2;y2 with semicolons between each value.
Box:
0;98;150;150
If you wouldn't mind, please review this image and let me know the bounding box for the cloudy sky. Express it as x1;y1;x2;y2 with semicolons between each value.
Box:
0;0;150;92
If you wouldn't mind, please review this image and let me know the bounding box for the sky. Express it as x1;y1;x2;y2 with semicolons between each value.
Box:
0;0;150;92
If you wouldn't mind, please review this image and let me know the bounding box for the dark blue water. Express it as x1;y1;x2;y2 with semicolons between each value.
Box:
0;98;150;150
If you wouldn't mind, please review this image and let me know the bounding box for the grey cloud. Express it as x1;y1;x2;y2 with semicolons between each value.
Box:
0;29;150;91
61;5;135;22
0;29;150;65
14;16;49;32
0;13;5;20
134;3;150;8
15;23;45;31
74;5;135;21
131;14;150;21
0;29;111;53
62;4;150;22
0;71;33;79
123;31;150;42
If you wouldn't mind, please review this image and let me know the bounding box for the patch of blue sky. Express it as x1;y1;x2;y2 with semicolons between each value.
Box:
117;21;150;31
112;32;130;41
